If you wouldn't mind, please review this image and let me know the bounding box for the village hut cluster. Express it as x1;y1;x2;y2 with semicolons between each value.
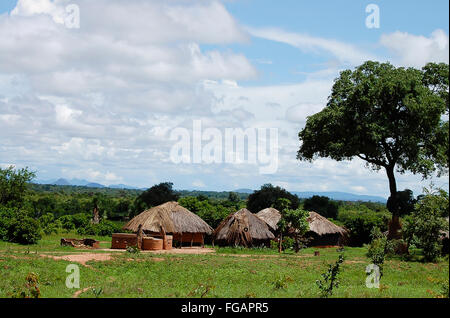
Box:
112;201;348;251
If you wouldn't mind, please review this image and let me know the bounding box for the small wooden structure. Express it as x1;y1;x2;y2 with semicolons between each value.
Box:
142;237;163;250
111;233;138;249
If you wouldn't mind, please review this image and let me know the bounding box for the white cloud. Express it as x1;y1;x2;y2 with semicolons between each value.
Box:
380;29;449;68
192;180;206;188
246;26;378;66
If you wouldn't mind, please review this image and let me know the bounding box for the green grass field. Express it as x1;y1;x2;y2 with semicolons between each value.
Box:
0;233;448;298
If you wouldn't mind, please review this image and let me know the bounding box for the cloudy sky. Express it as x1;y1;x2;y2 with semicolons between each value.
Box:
0;0;448;197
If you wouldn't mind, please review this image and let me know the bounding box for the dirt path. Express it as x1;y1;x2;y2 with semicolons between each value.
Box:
40;253;113;266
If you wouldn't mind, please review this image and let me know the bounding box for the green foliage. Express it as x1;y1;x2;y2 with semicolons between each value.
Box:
91;287;103;298
298;61;449;177
387;189;417;217
297;61;449;217
278;207;309;236
315;254;345;298
272;276;293;290
366;228;393;277
0;208;42;245
79;220;122;236
440;281;449;298
8;212;42;245
403;187;449;262
178;196;234;229
132;182;179;216
281;237;295;251
277;206;309;253
303;195;339;219
39;213;61;235
337;209;390;246
126;245;140;254
247;184;300;213
0;166;36;207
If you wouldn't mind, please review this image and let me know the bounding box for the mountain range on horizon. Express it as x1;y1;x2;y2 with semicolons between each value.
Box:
34;178;140;190
33;179;387;203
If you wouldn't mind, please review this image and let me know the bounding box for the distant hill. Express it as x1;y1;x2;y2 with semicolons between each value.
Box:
292;191;386;203
85;182;106;188
232;188;254;194
109;184;139;189
34;178;139;189
231;188;386;203
52;178;71;186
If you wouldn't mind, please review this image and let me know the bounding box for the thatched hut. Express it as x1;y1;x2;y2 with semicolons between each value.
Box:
255;208;348;247
123;201;213;247
256;208;282;231
305;212;348;246
213;208;275;247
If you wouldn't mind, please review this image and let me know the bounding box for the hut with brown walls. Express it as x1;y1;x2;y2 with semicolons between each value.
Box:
213;208;275;247
305;212;348;247
122;201;213;248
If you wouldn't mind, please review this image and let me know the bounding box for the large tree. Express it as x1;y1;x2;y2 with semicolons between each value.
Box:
132;182;179;216
297;61;449;237
0;166;36;207
247;184;300;213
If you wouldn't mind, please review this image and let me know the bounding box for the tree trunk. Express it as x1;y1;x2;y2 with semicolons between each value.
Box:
386;166;401;239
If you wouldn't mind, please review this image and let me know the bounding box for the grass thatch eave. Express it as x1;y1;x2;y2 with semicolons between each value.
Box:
256;208;281;231
123;201;213;235
307;212;347;236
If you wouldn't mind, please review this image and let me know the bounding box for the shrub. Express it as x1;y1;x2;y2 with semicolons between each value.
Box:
7;211;42;245
366;228;393;277
281;237;295;251
0;207;15;240
338;209;390;246
316;253;345;298
39;213;61;235
79;220;122;236
403;187;448;262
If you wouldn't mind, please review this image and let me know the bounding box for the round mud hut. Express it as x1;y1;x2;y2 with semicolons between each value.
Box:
123;201;213;247
213;208;275;247
305;212;348;247
256;208;282;231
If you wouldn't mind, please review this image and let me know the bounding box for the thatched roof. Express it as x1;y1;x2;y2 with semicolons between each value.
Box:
256;208;282;231
123;201;213;234
213;208;275;246
307;212;347;236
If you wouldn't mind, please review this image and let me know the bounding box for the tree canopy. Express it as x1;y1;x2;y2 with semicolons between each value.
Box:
0;166;36;207
132;182;179;216
297;61;449;217
303;195;339;219
246;184;300;213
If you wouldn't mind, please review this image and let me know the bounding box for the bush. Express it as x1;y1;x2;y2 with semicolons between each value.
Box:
7;211;42;244
0;207;15;240
281;237;295;251
338;209;390;246
366;228;393;277
316;253;345;298
403;187;448;262
39;213;61;235
78;220;122;236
